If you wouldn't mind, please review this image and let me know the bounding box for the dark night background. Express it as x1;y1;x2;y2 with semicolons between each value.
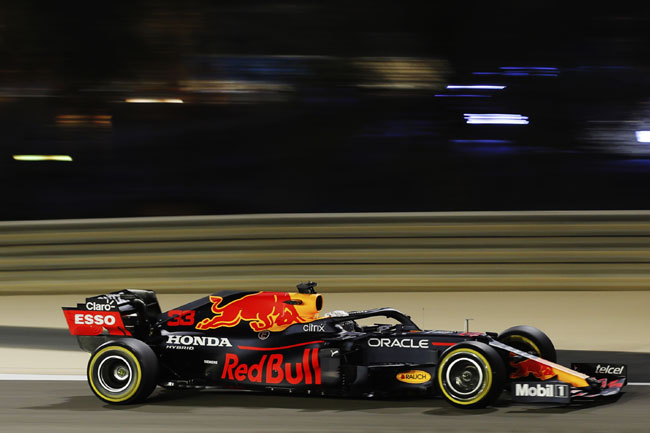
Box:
1;1;649;220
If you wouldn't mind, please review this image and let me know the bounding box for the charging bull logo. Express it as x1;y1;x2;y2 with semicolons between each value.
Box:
510;358;556;381
196;292;321;332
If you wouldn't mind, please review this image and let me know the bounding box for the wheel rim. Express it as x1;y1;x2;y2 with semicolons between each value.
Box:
97;355;133;393
89;345;143;403
439;349;492;404
446;357;483;396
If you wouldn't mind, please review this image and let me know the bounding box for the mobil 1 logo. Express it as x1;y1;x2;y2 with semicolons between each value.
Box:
512;381;570;404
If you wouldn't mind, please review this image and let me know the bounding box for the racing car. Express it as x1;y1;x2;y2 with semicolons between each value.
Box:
62;282;627;408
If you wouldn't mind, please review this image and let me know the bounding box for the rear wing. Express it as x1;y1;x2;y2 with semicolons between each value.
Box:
62;290;161;339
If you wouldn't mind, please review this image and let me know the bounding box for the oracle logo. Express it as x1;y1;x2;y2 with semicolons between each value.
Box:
367;338;429;349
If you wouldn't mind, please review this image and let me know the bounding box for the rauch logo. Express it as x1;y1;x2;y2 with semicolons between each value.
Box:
396;370;431;384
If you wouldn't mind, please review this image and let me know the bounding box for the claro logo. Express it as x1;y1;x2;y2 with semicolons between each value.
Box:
396;370;431;384
85;301;115;311
368;338;429;349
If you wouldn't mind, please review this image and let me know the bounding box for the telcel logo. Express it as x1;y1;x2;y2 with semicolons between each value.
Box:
514;383;567;398
596;364;625;375
368;338;429;349
396;370;431;384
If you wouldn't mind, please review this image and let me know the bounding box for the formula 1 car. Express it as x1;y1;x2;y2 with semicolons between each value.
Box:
62;282;627;408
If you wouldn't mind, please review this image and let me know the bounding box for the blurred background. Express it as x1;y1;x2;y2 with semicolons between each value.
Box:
1;4;650;429
0;1;649;220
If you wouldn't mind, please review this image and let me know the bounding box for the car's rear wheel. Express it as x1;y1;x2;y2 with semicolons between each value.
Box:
88;339;158;404
498;325;556;362
437;341;505;408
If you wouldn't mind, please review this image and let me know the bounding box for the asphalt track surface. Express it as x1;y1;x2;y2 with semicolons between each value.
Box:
0;380;648;433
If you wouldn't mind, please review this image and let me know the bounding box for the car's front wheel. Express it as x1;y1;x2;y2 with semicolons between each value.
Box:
497;325;556;362
437;341;505;408
87;339;158;404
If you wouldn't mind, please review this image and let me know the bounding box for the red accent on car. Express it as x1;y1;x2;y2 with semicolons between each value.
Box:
221;349;321;385
237;340;324;351
62;309;131;336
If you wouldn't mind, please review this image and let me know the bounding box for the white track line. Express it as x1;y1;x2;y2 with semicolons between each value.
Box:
0;374;86;381
0;374;648;386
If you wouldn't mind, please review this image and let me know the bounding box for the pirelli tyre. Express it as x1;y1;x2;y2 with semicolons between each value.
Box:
437;341;505;408
87;339;159;404
498;325;557;362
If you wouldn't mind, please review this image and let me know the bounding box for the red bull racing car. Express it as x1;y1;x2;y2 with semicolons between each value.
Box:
62;282;627;408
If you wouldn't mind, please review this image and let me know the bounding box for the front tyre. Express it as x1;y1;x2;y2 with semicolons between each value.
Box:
437;341;505;408
498;325;556;362
88;339;158;404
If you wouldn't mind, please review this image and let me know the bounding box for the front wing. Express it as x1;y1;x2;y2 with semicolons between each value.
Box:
488;339;627;404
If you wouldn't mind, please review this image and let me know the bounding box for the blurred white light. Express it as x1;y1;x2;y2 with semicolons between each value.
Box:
13;155;73;162
636;131;650;143
125;98;183;104
446;85;505;90
464;113;529;125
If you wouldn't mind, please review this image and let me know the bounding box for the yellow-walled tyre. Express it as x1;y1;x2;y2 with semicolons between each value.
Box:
87;339;158;405
498;325;556;362
437;341;505;408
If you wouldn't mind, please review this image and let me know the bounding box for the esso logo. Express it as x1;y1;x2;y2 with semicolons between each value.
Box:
74;313;116;326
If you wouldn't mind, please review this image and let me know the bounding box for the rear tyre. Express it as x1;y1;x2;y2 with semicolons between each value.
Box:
87;339;158;404
498;325;556;362
437;341;505;408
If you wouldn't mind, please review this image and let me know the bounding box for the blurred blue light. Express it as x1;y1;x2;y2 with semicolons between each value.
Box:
463;114;529;125
451;139;512;144
452;142;517;155
500;67;558;70
434;94;491;98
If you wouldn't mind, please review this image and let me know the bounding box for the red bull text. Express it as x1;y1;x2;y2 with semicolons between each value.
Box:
221;348;321;385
